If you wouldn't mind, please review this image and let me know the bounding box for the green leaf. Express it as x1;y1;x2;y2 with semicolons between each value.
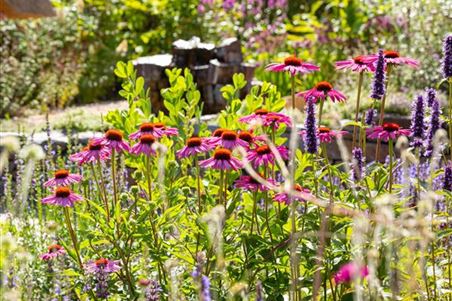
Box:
135;77;144;95
114;61;127;78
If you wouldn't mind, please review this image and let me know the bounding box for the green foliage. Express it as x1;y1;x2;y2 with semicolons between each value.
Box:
0;6;83;117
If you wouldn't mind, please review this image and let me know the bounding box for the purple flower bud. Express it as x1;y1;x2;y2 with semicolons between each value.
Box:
364;108;377;126
409;95;425;148
444;163;452;191
222;0;235;10
94;270;110;299
424;90;442;157
304;97;318;154
442;34;452;78
145;280;162;301
201;275;211;301
256;280;263;301
351;147;364;181
426;88;437;107
370;49;386;100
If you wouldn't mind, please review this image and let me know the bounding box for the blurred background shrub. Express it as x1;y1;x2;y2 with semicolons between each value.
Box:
0;0;450;118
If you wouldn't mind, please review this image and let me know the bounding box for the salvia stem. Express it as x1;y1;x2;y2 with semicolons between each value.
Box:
352;71;364;149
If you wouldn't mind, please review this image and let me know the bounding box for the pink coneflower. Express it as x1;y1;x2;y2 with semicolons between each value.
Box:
237;130;258;147
69;140;111;165
334;262;369;284
265;55;320;76
40;244;65;261
262;112;292;129
177;137;210;158
205;128;228;148
130;134;157;156
364;50;419;68
247;144;289;167
152;122;178;137
44;169;82;187
85;258;121;274
297;81;346;103
210;130;249;150
317;127;348;144
234;175;275;191
93;129;130;153
199;148;242;170
335;55;376;73
130;122;178;140
366;122;411;142
274;184;311;205
42;187;83;207
239;109;292;128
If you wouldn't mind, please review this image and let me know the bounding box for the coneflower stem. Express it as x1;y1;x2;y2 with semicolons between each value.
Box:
90;163;109;222
318;99;325;126
376;65;392;161
219;169;224;206
291;75;296;110
352;72;364;149
264;191;274;243
250;191;258;235
96;161;108;206
145;155;158;243
360;112;367;157
195;156;202;213
111;149;119;218
388;139;394;193
224;170;229;207
146;155;153;203
63;207;82;269
313;144;335;300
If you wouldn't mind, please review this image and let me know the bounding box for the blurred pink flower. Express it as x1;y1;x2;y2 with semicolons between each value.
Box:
334;262;369;284
85;258;121;274
40;244;65;261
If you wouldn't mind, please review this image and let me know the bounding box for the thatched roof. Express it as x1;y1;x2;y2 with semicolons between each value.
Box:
0;0;55;19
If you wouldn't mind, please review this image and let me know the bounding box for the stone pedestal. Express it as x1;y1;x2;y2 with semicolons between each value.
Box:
133;37;256;114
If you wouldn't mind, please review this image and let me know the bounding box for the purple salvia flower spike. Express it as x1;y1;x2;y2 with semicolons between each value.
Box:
426;88;437;107
442;34;452;79
351;147;364;181
370;49;386;100
424;91;442;157
444;163;452;191
201;275;212;301
304;97;318;154
364;108;377;126
145;280;162;301
410;95;425;148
